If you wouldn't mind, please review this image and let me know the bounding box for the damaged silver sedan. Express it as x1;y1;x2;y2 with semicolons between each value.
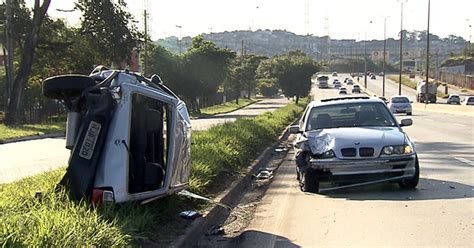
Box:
289;97;419;193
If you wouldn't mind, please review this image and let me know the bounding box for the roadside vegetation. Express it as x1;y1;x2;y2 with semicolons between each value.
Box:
0;99;306;247
388;75;417;90
194;98;259;117
0;122;65;143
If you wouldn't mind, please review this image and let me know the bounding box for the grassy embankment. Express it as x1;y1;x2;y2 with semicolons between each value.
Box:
0;99;306;247
0;122;66;143
193;98;259;117
388;75;448;98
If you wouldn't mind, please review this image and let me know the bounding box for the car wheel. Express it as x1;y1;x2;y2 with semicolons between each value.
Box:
399;157;419;189
43;75;97;99
407;112;412;116
300;170;319;193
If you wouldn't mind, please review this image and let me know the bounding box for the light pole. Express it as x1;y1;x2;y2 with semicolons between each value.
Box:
176;25;182;54
381;16;390;97
425;0;431;104
398;0;408;96
364;21;372;90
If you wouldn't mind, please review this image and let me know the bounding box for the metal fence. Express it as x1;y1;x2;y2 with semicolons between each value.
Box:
430;71;474;90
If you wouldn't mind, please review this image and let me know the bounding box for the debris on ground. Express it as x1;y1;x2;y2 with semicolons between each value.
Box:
206;225;225;236
179;210;201;220
252;169;274;180
178;190;231;210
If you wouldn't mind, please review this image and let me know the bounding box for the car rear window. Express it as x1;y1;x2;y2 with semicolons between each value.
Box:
468;97;474;102
391;97;409;103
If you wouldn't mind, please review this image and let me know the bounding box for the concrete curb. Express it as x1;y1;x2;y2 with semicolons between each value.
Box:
170;125;292;248
0;132;65;145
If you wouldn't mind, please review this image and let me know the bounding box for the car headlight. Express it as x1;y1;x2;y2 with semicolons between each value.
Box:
312;150;335;159
381;144;413;155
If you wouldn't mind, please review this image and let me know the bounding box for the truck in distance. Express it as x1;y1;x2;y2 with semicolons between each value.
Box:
317;75;329;89
416;81;438;103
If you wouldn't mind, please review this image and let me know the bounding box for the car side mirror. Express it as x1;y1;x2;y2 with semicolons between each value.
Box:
289;125;301;134
400;118;413;127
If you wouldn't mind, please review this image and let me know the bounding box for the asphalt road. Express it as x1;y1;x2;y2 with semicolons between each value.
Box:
0;97;288;184
234;76;474;247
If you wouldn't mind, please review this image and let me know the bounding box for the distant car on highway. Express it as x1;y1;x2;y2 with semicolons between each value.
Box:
352;85;361;94
388;95;412;115
289;97;419;193
338;87;348;94
462;96;474;105
333;79;339;84
447;94;460;105
347;79;354;85
370;75;377;80
332;72;338;77
334;81;342;89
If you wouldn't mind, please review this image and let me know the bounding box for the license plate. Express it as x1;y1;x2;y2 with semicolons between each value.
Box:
79;121;102;160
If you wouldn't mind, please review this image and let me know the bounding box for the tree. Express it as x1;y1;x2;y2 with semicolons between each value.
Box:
257;51;318;104
4;0;51;125
75;0;140;66
182;35;235;113
226;54;266;103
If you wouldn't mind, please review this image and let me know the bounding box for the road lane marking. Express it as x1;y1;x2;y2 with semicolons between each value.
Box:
453;123;467;127
454;157;474;166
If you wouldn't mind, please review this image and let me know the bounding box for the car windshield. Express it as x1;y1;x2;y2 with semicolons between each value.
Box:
306;102;396;130
391;97;409;103
450;96;459;100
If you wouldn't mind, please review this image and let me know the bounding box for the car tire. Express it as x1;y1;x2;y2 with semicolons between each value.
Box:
43;75;97;99
300;170;319;193
407;112;412;116
399;157;419;189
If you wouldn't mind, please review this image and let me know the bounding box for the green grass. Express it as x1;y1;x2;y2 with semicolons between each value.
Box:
194;98;259;117
0;122;66;142
0;99;307;247
388;75;417;90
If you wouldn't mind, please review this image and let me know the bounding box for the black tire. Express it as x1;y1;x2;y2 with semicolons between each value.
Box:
407;112;412;116
43;75;96;99
299;170;319;193
399;157;419;189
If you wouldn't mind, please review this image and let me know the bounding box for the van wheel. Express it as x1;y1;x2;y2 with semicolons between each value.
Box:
300;170;319;193
399;157;419;189
43;75;96;99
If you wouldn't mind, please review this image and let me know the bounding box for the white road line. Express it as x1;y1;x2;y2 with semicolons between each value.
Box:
424;118;434;122
453;123;467;127
454;157;474;166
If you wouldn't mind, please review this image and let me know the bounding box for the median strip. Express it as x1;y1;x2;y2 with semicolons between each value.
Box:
0;99;306;247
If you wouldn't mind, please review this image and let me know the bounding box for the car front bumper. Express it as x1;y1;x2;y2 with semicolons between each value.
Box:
308;155;416;186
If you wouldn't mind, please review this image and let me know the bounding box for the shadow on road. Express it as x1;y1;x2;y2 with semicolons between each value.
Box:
320;177;473;201
215;230;301;248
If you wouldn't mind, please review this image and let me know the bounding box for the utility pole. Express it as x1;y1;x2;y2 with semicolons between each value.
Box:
143;3;148;75
4;0;14;110
382;16;389;97
398;0;407;96
176;25;182;54
425;0;431;104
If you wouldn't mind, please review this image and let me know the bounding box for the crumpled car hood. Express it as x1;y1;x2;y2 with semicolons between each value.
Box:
305;127;405;155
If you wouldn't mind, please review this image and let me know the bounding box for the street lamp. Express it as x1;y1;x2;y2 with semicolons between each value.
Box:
176;25;182;54
398;0;408;96
364;20;373;90
381;16;391;97
424;0;431;104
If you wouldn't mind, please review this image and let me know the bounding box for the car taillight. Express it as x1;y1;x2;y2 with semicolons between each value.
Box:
91;189;114;205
